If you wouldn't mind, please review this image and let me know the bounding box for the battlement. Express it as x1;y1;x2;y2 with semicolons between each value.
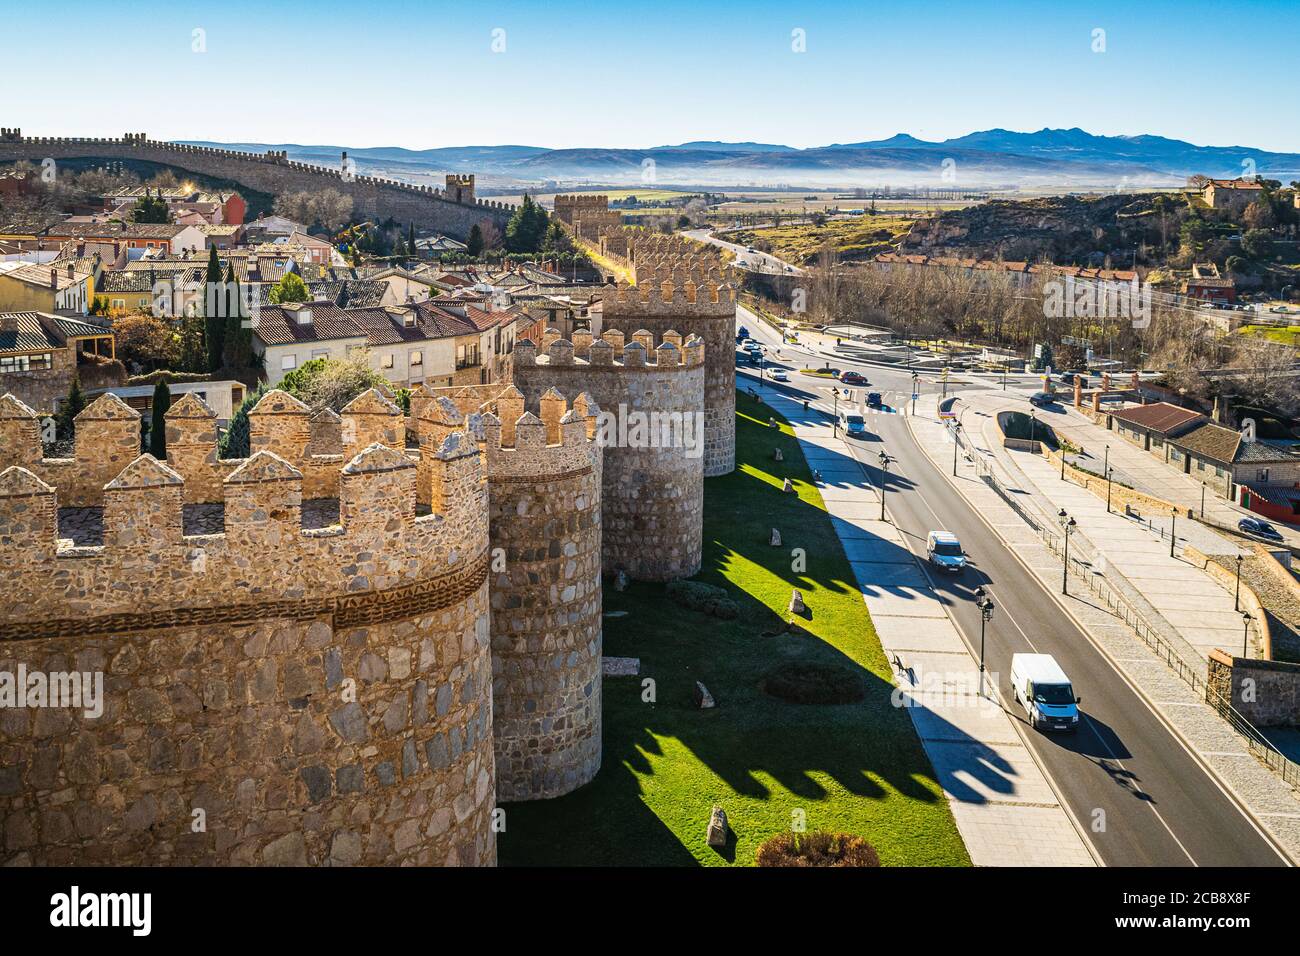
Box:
0;390;488;628
601;279;735;318
0;132;520;215
512;327;705;370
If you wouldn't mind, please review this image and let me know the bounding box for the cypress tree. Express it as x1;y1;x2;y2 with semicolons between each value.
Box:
56;375;85;442
467;224;484;257
149;380;171;459
203;247;225;373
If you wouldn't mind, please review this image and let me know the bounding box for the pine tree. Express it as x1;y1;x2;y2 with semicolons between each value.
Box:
506;194;548;253
149;380;171;459
56;375;86;442
203;247;225;373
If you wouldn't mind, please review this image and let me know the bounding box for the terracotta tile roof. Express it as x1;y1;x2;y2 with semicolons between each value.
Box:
0;311;109;356
1168;421;1241;465
412;300;478;337
251;303;366;346
1109;402;1205;434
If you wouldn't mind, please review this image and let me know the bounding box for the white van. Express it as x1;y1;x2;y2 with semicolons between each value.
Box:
1010;653;1080;733
925;531;967;572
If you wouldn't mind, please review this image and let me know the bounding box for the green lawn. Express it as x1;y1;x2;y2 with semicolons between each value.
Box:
497;393;969;866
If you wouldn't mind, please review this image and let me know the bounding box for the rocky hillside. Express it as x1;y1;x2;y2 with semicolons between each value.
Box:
899;192;1169;265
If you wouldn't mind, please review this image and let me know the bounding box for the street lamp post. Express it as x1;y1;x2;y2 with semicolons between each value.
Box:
832;387;839;437
1235;553;1243;611
878;450;892;521
1103;445;1109;485
975;586;995;698
1170;506;1177;558
1060;440;1067;481
1058;509;1076;595
952;421;962;477
1029;411;1037;445
911;371;919;417
1106;467;1114;514
1200;481;1206;518
1242;611;1253;657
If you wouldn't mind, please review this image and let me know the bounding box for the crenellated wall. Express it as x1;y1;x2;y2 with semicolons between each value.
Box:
511;328;705;582
0;388;497;866
468;389;604;801
601;279;736;477
0;132;512;239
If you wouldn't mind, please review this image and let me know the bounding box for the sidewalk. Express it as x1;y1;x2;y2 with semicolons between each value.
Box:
957;393;1258;661
992;391;1295;549
757;387;1094;867
907;405;1300;859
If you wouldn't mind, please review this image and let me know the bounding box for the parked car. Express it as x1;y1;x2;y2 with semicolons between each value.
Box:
770;369;788;382
1028;391;1057;408
925;531;966;572
843;413;866;437
840;370;868;386
1239;517;1284;542
866;392;883;408
1011;654;1080;733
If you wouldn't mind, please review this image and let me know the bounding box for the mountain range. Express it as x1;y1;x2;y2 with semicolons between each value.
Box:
183;128;1300;190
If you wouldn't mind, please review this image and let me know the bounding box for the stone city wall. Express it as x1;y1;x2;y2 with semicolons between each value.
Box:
1208;649;1300;727
602;279;736;477
511;328;705;581
0;388;496;866
0;132;512;240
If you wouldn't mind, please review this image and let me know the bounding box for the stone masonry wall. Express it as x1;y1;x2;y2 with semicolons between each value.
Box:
511;329;704;581
603;277;736;478
412;383;604;801
0;388;497;865
0;134;512;240
1208;649;1300;727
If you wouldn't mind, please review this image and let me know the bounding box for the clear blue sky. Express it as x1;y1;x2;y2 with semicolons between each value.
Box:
5;0;1299;152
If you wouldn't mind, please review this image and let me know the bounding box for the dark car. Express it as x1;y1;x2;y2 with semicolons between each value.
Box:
1028;391;1057;408
1239;517;1284;542
866;392;883;408
840;371;868;386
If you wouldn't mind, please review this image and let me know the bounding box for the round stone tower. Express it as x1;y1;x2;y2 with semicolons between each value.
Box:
600;269;736;477
476;389;603;801
0;389;496;866
511;328;705;582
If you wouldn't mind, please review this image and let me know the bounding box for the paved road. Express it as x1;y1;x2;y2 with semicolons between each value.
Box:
739;317;1289;866
683;228;804;275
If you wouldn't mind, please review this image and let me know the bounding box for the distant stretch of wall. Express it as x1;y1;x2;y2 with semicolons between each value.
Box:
0;131;513;240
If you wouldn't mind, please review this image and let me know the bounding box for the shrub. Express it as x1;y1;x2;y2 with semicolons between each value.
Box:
756;831;880;867
763;662;864;704
126;370;213;386
665;580;739;619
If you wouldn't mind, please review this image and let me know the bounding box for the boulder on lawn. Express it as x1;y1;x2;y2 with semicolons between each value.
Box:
789;589;807;615
694;681;716;709
614;569;628;592
770;528;782;547
602;656;640;677
707;806;729;848
773;448;784;462
782;477;794;493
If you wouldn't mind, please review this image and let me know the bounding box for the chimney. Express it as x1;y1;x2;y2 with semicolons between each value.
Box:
1;314;18;333
295;306;313;326
50;268;58;290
